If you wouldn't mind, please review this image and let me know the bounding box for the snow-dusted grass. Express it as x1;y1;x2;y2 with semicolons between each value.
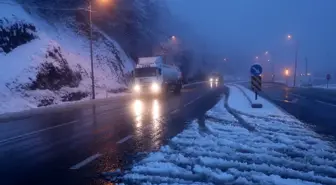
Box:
110;88;336;185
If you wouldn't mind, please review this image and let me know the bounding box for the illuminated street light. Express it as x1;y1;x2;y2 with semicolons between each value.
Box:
284;68;290;86
285;69;290;76
265;51;269;55
255;56;259;60
224;58;227;62
286;34;299;87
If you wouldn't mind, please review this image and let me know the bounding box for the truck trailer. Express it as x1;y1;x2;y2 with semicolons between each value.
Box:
132;56;183;96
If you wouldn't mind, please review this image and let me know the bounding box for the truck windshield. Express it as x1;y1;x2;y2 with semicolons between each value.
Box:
134;67;157;77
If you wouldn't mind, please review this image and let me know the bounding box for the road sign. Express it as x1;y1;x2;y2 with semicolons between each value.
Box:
251;76;262;92
327;74;331;88
327;74;331;81
250;64;263;76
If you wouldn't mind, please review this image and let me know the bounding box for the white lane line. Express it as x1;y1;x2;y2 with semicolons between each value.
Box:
0;120;78;145
291;93;306;99
184;95;204;107
116;135;133;144
171;108;180;114
70;153;102;170
315;100;336;107
182;81;207;88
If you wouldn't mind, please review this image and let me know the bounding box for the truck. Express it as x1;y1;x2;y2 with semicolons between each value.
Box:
132;56;183;96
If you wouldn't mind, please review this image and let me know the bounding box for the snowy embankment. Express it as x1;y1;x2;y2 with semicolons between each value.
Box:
108;85;336;185
313;84;336;90
0;1;134;114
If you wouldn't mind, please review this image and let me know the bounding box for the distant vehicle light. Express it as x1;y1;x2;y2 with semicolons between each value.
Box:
216;78;219;82
209;78;213;82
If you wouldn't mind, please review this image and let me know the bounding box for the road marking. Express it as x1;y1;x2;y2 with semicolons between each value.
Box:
184;95;204;107
116;135;133;144
182;81;206;88
315;100;336;107
0;120;78;145
274;98;298;104
70;153;102;170
291;93;306;99
171;108;180;114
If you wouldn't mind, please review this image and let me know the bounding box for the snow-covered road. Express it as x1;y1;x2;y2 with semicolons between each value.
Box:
108;85;336;185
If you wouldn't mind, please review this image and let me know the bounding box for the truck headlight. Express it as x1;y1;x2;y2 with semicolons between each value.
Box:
151;83;160;93
133;84;141;92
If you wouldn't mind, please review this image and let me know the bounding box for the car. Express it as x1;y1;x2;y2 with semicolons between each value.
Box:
208;72;223;84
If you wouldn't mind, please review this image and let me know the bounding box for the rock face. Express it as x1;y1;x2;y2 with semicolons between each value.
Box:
0;21;37;53
28;46;82;91
0;1;134;114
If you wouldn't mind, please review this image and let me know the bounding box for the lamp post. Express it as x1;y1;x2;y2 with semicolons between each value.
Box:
89;0;95;99
88;0;109;99
287;34;299;87
285;68;290;86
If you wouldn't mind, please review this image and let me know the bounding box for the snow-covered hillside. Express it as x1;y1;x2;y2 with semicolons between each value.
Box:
0;1;134;114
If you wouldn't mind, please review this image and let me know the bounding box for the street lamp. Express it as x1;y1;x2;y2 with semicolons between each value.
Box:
89;0;95;99
285;69;290;76
265;51;269;55
287;34;299;87
287;34;292;40
89;0;109;99
284;68;290;86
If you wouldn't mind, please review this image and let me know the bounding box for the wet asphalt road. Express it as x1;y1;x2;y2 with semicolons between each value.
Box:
259;83;336;137
0;82;225;185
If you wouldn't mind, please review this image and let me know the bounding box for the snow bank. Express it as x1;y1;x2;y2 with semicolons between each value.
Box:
0;1;134;114
108;89;336;185
313;84;336;90
228;85;285;117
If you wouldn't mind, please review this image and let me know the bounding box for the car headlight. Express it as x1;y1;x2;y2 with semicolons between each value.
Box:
133;84;141;92
216;78;219;82
209;78;213;82
151;83;160;93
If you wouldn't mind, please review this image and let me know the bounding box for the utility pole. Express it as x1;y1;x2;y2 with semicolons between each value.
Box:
293;42;298;87
305;57;308;76
89;0;95;99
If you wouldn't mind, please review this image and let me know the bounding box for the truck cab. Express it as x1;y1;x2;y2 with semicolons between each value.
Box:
132;56;182;96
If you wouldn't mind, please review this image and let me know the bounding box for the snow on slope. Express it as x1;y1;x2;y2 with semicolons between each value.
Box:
109;92;336;184
0;1;134;114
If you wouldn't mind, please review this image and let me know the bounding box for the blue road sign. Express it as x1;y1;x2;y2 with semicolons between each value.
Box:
250;64;263;76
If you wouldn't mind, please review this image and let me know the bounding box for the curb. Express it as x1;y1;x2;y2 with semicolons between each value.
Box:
234;84;263;108
223;86;255;131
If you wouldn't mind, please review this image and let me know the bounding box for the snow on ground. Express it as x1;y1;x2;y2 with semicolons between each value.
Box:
0;1;134;114
109;86;336;185
228;85;286;117
313;84;336;90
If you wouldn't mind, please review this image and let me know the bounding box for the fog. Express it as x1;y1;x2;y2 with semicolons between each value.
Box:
166;0;336;77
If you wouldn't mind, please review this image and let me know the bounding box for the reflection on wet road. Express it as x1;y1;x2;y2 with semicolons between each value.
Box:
0;82;225;185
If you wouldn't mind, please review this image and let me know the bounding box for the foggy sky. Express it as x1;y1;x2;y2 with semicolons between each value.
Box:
166;0;336;76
